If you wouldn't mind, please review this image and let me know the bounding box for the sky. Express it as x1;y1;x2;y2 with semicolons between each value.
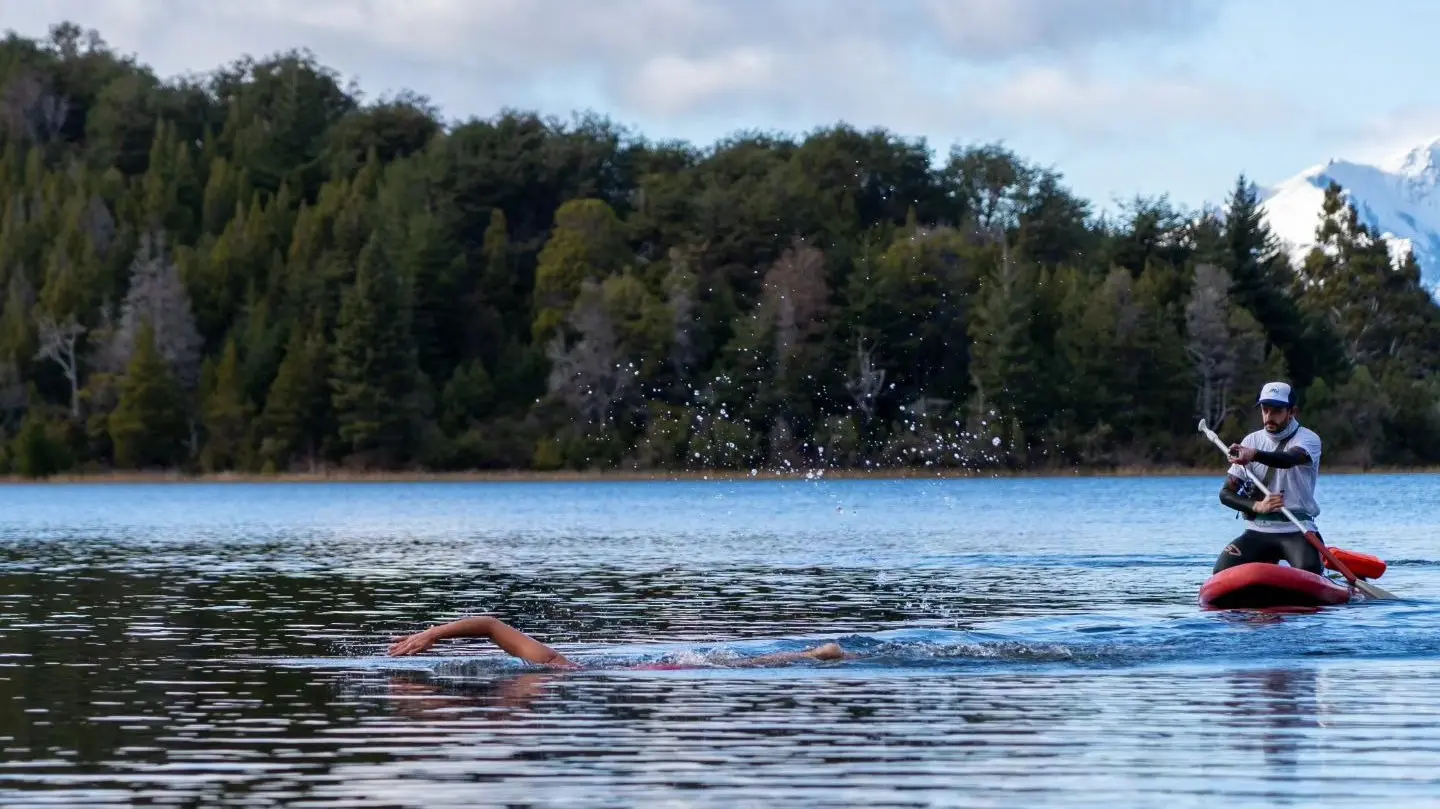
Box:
3;0;1439;216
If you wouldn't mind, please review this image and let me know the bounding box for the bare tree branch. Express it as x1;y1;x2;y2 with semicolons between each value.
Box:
546;279;636;425
1186;263;1237;426
35;92;69;141
762;239;829;383
845;336;886;423
34;314;85;418
107;230;203;389
0;69;69;143
664;247;698;379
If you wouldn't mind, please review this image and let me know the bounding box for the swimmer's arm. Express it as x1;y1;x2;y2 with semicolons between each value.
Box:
733;642;846;667
388;615;573;667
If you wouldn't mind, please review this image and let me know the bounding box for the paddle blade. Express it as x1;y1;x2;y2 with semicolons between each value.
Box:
1326;548;1387;580
1355;578;1400;600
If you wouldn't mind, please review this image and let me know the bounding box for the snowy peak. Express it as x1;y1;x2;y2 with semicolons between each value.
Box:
1377;137;1440;181
1259;138;1440;293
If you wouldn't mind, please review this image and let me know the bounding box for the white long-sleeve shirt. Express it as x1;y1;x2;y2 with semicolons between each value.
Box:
1227;425;1323;533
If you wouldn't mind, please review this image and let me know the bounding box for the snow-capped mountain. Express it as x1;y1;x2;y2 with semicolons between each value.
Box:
1259;138;1440;292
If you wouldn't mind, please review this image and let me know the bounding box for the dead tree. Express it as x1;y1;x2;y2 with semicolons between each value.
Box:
0;69;69;143
34;314;85;418
1185;263;1237;427
108;230;203;390
664;249;698;380
845;336;886;422
546;280;635;425
762;240;829;384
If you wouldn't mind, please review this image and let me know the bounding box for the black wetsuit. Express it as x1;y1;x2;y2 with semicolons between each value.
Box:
1212;529;1323;575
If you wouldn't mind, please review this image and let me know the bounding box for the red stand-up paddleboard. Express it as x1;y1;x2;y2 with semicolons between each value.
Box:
1198;562;1355;610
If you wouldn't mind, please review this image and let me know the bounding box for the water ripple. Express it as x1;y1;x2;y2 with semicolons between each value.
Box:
0;477;1437;807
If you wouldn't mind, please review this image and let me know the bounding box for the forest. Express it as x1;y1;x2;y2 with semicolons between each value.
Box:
1;22;1438;478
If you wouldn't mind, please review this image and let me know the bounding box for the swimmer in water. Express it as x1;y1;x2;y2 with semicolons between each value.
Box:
386;615;848;669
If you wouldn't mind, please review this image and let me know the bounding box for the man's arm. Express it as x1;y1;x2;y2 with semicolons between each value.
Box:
1229;444;1311;468
1219;473;1286;516
1219;474;1257;517
1254;447;1310;468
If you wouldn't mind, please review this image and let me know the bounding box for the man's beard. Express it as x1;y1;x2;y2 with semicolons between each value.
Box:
1264;417;1300;440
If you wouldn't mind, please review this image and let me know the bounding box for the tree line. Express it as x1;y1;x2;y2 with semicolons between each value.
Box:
1;22;1438;478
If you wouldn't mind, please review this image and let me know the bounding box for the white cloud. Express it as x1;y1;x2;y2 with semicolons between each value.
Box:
625;48;779;117
1334;105;1440;167
966;67;1301;141
0;0;1254;142
920;0;1207;59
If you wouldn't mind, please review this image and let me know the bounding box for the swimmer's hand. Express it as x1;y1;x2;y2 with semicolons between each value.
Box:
388;628;438;656
732;641;847;667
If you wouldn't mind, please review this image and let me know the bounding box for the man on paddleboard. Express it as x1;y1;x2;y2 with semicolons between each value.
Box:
1213;381;1326;575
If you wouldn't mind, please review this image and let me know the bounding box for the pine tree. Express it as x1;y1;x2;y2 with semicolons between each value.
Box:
109;319;188;468
1053;267;1140;442
398;206;465;387
1298;181;1417;370
471;207;517;367
201;157;245;238
259;319;329;470
439;359;494;436
1219;173;1338;386
482;208;516;326
329;229;419;467
4;21;1440;472
966;241;1038;463
13;412;70;478
200;337;250;471
1131;262;1193;440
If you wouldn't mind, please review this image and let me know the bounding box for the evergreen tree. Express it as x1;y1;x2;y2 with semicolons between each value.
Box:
329;229;419;467
13;412;70;478
476;207;519;359
200;337;250;471
1219;174;1341;387
259;319;329;470
1;21;1438;473
1052;267;1140;450
966;242;1039;464
109;319;188;468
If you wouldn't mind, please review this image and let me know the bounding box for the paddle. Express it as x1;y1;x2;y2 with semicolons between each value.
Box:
1197;419;1398;601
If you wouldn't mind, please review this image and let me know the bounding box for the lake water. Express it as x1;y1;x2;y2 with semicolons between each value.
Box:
0;474;1438;807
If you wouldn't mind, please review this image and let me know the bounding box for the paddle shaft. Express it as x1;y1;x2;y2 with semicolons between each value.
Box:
1197;422;1365;586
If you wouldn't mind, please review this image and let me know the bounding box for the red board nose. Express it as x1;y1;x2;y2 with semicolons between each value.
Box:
1326;548;1387;580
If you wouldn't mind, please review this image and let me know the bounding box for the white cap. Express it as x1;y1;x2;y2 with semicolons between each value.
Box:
1257;381;1294;408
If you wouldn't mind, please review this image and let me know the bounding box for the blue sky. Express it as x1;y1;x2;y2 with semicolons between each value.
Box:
4;0;1438;216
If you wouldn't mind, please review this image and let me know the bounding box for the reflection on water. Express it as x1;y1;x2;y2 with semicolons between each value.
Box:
0;477;1438;807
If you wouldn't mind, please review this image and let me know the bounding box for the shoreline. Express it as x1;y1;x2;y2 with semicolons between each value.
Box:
3;463;1439;485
